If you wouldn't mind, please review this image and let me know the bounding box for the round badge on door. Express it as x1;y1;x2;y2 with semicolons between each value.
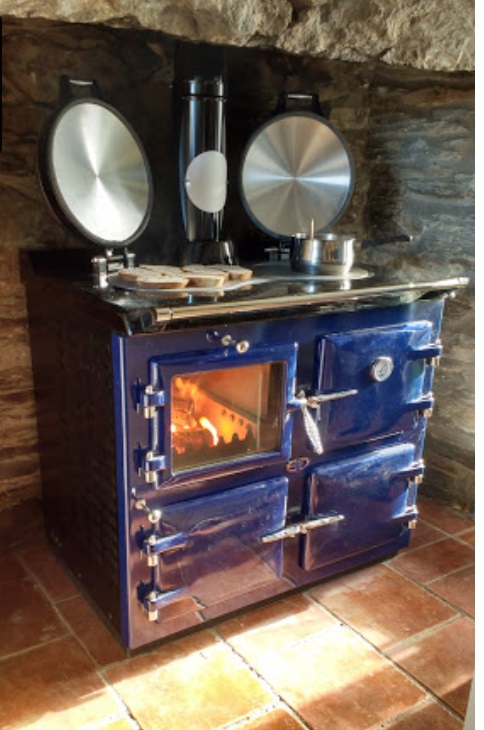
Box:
370;357;394;382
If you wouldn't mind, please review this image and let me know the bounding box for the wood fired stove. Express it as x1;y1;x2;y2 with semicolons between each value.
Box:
22;251;467;650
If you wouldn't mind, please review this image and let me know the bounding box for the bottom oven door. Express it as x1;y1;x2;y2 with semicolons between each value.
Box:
137;476;288;619
301;443;424;571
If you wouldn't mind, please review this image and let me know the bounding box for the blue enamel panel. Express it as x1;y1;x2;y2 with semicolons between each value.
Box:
301;442;422;571
314;321;437;451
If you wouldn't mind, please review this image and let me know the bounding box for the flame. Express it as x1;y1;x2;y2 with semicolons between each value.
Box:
199;417;219;446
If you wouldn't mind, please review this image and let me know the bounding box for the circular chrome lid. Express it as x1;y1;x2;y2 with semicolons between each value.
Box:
240;112;354;239
46;99;153;247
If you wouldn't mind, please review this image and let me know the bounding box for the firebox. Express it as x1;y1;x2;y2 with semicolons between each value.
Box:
162;359;287;472
23;251;467;650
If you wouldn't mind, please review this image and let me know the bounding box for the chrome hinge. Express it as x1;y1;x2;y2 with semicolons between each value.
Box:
137;528;188;567
134;383;166;419
261;513;345;543
409;341;443;368
137;583;186;622
405;395;434;419
140;451;167;483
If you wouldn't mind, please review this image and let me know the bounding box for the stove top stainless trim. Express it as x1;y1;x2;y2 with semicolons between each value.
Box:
152;277;468;323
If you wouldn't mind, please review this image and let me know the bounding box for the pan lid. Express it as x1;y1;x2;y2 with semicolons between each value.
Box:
240;110;354;240
45;97;153;248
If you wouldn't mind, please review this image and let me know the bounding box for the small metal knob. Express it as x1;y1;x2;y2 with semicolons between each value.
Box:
219;334;250;353
134;499;162;524
236;340;250;354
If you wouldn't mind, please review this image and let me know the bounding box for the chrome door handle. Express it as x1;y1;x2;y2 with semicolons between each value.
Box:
261;513;345;543
306;389;358;407
290;388;358;410
290;388;358;455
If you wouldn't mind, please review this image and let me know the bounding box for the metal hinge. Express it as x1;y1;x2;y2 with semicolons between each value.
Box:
140;451;167;483
137;582;186;622
137;528;188;567
409;340;443;367
134;383;166;419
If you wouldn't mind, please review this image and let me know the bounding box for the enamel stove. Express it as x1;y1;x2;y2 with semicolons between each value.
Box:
23;250;467;650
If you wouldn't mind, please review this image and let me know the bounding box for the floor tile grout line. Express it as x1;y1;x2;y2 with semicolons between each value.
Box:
425;561;475;584
368;694;465;729
209;627;314;730
218;702;312;730
0;633;71;664
395;532;474;560
380;613;465;653
386;555;474;601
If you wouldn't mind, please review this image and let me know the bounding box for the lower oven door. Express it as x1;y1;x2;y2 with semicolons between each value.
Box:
300;443;424;571
141;341;297;485
136;475;288;621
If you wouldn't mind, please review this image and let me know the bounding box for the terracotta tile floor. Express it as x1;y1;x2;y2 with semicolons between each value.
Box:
0;495;474;730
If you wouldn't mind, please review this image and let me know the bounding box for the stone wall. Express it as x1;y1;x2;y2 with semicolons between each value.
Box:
0;0;475;72
0;17;474;511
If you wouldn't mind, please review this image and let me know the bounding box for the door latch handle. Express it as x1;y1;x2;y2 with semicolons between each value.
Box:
290;388;358;455
306;389;358;407
261;514;345;543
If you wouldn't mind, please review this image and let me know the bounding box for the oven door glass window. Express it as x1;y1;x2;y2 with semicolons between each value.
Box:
171;361;285;473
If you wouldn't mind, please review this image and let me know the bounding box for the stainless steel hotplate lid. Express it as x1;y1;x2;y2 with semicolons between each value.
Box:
240;111;354;239
45;98;153;247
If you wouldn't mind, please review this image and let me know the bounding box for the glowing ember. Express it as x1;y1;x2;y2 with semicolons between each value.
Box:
199;417;219;446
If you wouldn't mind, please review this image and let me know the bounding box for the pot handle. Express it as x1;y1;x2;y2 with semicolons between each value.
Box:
275;91;330;118
58;74;102;105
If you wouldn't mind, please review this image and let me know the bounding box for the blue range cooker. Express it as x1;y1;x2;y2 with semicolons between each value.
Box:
23;252;467;650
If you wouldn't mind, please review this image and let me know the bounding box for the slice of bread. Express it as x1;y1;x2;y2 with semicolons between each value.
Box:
117;267;189;289
184;272;226;288
211;265;253;280
182;264;230;281
139;264;185;277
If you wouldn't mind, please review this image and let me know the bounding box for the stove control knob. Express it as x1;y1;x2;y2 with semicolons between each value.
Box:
148;509;162;524
236;340;250;354
370;356;394;382
220;334;250;353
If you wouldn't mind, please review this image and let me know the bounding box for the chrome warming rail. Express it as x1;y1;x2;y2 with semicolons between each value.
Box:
151;277;469;324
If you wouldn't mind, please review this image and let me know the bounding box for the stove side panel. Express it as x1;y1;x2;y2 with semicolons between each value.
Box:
25;276;122;634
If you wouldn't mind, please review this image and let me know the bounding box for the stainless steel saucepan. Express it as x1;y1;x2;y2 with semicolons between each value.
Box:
290;231;412;276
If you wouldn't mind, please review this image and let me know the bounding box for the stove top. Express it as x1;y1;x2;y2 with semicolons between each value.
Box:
22;251;469;335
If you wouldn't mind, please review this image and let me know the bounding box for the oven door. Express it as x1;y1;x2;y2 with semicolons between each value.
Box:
300;442;424;571
140;341;298;485
311;320;441;452
135;475;288;622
